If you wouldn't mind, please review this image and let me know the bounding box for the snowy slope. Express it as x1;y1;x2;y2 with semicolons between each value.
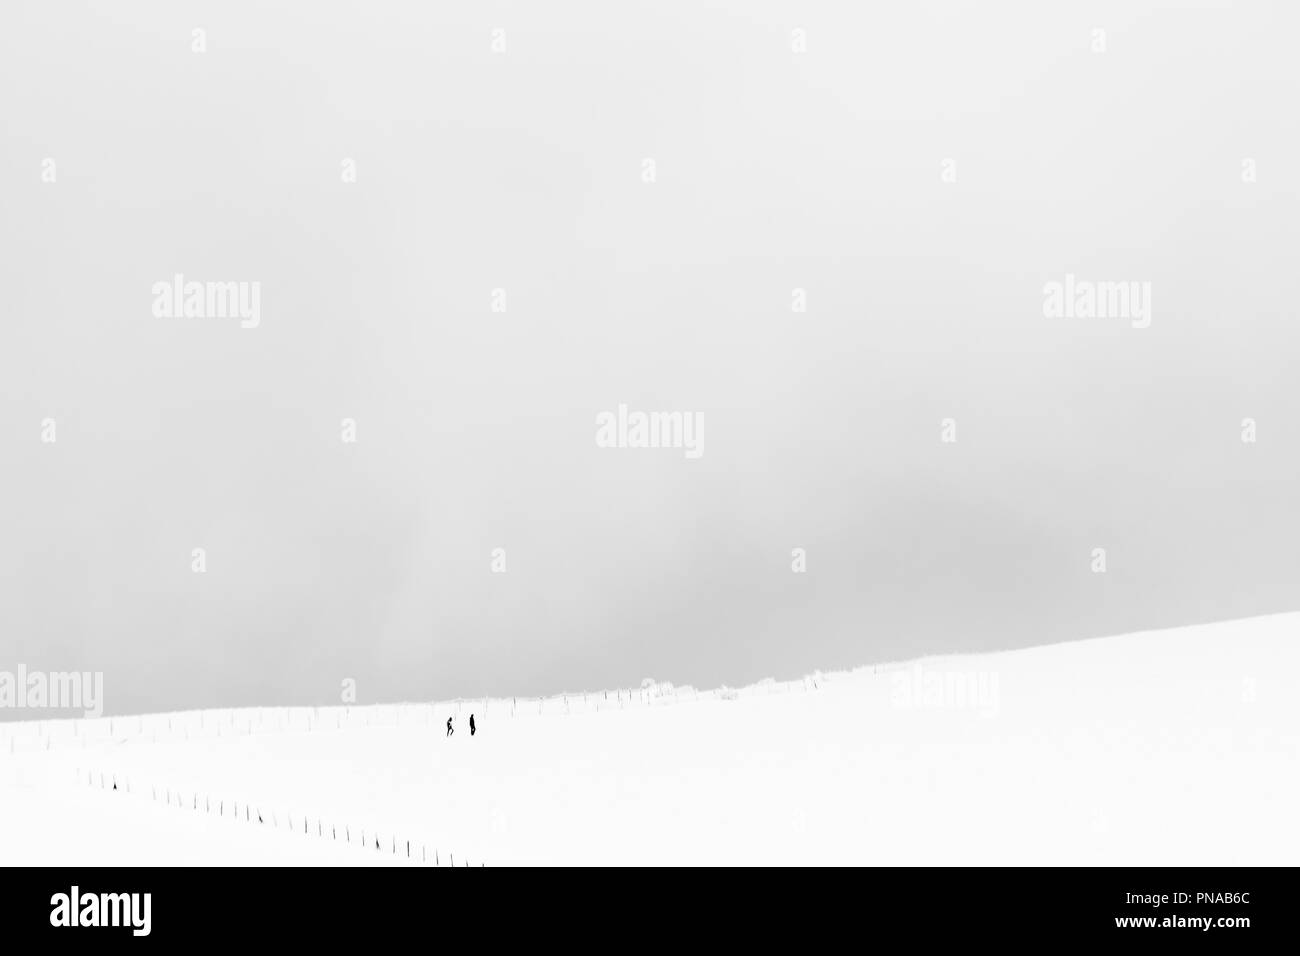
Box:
2;613;1297;865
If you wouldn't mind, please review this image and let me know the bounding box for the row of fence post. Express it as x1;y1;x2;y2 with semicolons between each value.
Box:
77;766;480;866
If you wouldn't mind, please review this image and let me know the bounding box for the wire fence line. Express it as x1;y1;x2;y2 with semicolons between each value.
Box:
73;765;481;866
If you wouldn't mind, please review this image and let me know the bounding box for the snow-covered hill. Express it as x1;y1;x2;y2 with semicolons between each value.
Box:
3;613;1297;865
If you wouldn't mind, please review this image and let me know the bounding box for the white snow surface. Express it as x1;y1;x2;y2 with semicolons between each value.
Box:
3;614;1297;865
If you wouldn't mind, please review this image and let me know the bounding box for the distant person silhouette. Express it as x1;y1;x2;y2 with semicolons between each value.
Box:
446;716;454;737
470;714;476;736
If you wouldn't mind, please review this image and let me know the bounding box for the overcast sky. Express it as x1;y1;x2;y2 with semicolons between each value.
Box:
2;1;1297;718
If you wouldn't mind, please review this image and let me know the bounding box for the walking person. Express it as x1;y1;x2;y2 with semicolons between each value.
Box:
446;716;454;737
469;714;476;736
